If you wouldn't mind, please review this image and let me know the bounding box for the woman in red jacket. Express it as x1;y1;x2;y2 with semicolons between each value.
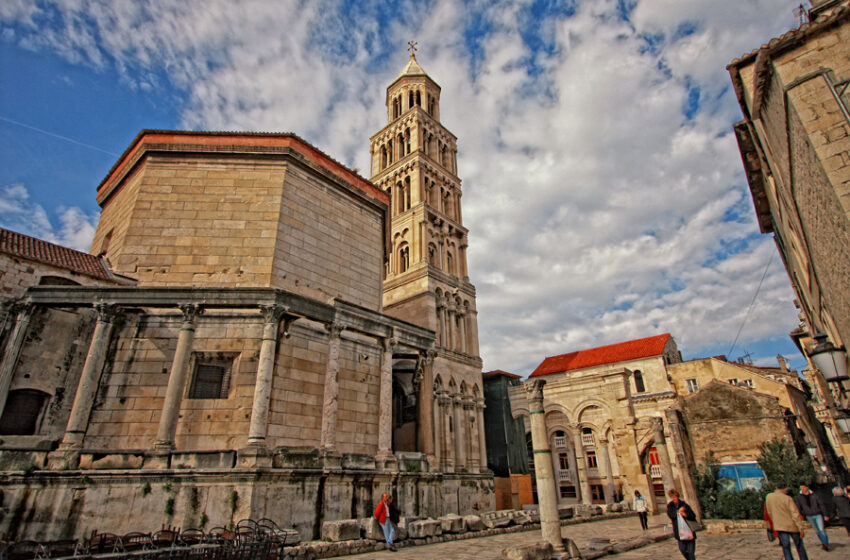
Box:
374;493;396;551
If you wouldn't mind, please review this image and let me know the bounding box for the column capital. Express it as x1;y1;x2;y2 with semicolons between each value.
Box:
524;378;546;406
260;304;288;324
462;396;475;410
476;397;486;410
324;322;344;338
178;303;203;323
93;302;118;323
452;394;463;406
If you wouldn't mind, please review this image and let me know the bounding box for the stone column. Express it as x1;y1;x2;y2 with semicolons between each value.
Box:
320;323;344;452
438;301;448;347
598;438;615;504
0;303;34;415
572;428;592;504
247;305;286;446
476;397;488;473
524;379;564;552
417;351;436;464
432;388;442;468
665;409;701;515
154;304;201;452
446;303;456;351
49;303;117;469
567;445;582;502
651;417;676;497
377;335;395;467
468;309;480;356
440;392;454;471
457;310;467;354
453;394;466;471
464;396;478;472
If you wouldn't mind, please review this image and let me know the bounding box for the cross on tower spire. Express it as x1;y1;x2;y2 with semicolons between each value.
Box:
407;40;418;54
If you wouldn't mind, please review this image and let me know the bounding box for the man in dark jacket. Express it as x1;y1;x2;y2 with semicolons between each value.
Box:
794;485;830;551
832;486;850;536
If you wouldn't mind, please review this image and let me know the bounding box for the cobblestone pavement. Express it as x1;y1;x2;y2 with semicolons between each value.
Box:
341;515;850;560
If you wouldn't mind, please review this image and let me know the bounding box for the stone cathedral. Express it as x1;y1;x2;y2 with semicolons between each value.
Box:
0;54;493;542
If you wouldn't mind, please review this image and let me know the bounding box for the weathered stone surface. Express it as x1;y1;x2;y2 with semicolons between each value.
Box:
360;517;384;541
481;510;513;528
464;514;485;531
439;514;466;533
320;519;361;542
500;541;553;560
558;505;574;519
406;519;442;538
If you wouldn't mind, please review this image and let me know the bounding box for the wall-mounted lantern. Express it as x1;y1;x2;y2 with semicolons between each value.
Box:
809;333;848;382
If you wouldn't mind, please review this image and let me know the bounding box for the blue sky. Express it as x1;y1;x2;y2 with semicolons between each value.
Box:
0;0;811;374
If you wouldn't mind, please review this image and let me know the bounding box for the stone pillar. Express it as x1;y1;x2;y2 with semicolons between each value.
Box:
453;395;466;471
464;396;478;472
598;438;616;504
320;323;344;452
567;445;582;502
572;428;592;504
49;303;117;469
468;309;480;356
524;379;564;552
476;397;488;473
154;304;201;452
446;305;456;351
440;392;454;471
417;351;436;464
0;303;33;415
432;387;442;468
247;305;286;446
665;409;701;515
651;417;676;497
377;335;395;467
438;301;448;347
457;310;467;354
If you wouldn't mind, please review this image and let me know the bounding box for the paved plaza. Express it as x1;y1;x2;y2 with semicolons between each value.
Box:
340;515;850;560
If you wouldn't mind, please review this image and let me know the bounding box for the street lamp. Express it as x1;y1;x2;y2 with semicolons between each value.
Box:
809;333;849;382
835;409;850;434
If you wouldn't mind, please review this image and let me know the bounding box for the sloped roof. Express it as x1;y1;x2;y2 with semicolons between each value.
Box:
483;370;522;379
0;227;112;280
397;53;427;78
530;333;671;378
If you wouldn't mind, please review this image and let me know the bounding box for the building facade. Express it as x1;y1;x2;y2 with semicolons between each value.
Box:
509;334;843;514
728;0;850;448
0;56;493;542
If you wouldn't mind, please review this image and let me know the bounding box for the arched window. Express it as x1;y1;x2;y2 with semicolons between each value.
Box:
634;370;646;393
397;133;405;157
399;244;410;273
38;276;80;286
0;389;50;435
403;176;411;211
408;90;414;109
447;252;454;275
387;140;393;164
441;144;448;167
395;182;403;214
416;90;422;106
381;145;388;169
428;243;438;267
405;128;411;155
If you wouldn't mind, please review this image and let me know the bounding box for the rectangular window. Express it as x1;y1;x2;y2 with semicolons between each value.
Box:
686;378;699;393
728;378;738;385
559;453;570;470
590;484;605;502
586;450;598;469
741;379;754;388
188;357;233;399
559;485;577;499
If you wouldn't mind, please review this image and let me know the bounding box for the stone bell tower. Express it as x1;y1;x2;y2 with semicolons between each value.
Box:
370;51;487;478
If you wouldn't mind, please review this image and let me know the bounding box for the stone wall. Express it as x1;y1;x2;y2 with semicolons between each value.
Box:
0;468;494;542
0;257;111;302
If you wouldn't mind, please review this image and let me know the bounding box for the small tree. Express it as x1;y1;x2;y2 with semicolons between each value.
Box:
757;438;817;492
691;452;721;518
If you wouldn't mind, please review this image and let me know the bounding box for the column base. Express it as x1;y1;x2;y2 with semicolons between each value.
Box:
144;451;171;469
47;447;80;470
319;449;342;469
237;444;273;468
375;452;398;471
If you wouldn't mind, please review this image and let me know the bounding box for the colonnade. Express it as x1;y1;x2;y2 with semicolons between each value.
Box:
435;295;477;355
432;387;486;473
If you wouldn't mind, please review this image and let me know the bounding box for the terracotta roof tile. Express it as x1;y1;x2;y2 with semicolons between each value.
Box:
530;334;671;377
0;228;112;280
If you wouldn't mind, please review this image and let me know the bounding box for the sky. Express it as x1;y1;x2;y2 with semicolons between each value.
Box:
0;0;812;376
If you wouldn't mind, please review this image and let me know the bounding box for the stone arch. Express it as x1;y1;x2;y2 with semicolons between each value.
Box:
573;399;611;425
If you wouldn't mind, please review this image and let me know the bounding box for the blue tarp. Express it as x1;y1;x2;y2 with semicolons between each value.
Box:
716;462;765;491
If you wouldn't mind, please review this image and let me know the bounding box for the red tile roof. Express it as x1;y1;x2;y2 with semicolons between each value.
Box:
530;333;671;378
0;228;112;280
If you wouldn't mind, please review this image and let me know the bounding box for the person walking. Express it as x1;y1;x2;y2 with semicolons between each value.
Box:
795;484;830;550
765;483;810;560
666;489;697;560
831;486;850;536
374;493;396;551
634;490;649;531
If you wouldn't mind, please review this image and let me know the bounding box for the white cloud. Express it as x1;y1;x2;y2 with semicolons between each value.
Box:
0;184;97;252
0;0;807;373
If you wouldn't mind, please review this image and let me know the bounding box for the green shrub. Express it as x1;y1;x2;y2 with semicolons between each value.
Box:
714;488;766;520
